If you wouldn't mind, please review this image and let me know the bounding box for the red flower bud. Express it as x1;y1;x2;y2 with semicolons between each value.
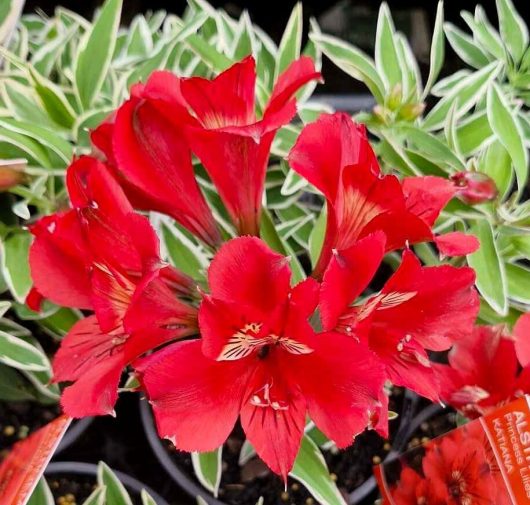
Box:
0;159;26;191
450;171;498;205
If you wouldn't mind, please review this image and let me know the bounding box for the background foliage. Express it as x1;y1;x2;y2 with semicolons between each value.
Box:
0;0;529;503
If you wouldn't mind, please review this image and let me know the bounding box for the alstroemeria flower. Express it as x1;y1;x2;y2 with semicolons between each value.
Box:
136;237;385;479
112;77;221;247
390;467;448;505
29;156;198;417
288;113;470;277
320;232;478;402
180;56;321;236
422;430;496;505
433;322;530;418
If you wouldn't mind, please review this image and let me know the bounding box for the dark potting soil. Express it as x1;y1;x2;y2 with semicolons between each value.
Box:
165;388;405;505
0;401;61;452
46;474;97;504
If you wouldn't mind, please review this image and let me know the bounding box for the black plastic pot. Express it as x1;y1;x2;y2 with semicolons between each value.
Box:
139;392;437;505
55;417;94;455
45;461;169;505
139;399;226;505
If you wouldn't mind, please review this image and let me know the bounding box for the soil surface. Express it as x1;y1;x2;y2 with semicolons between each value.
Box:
0;401;61;453
46;474;97;504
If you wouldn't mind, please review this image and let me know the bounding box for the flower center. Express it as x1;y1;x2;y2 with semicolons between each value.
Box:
217;322;313;361
249;383;289;411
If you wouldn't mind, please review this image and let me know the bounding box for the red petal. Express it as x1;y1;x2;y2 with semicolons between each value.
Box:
207;237;291;312
288;112;378;202
124;266;198;341
377;250;478;350
29;211;92;309
184;128;274;235
90;114;117;165
25;287;44;312
515;313;530;367
53;316;125;417
113;96;220;246
402;176;456;226
294;332;385;447
320;232;386;331
136;340;251;451
181;56;257;128
260;56;321;133
240;358;306;479
434;232;480;257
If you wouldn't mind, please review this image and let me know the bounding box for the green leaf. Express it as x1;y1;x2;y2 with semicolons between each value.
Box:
431;69;471;97
396;125;465;172
309;205;327;268
0;231;32;303
0;330;49;371
98;462;133;505
185;32;232;72
29;68;77;128
161;223;208;280
456;111;493;156
0;117;72;165
478;140;513;200
191;448;223;497
496;0;528;63
260;209;305;284
0;127;52;168
290;435;346;505
505;263;530;304
275;3;302;80
444;22;491;69
423;62;501;131
140;490;157;505
281;169;307;196
423;1;444;98
311;32;385;103
486;83;528;196
470;6;504;60
28;478;54;505
0;363;36;401
374;2;401;90
81;487;107;505
467;220;508;315
74;0;123;109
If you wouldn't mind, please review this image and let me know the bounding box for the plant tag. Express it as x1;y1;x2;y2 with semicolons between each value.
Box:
374;395;530;504
0;415;71;504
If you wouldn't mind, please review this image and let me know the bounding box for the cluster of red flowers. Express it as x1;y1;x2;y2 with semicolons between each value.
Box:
434;314;530;418
28;54;507;479
387;423;510;505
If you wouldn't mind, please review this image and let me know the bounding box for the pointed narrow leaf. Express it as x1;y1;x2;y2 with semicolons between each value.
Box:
0;231;32;303
290;435;346;505
423;1;445;97
496;0;528;63
487;83;528;195
505;263;530;304
275;3;302;79
0;331;49;371
98;462;133;505
191;449;223;497
311;32;385;103
28;478;54;505
467;219;508;315
444;22;490;68
140;490;157;505
75;0;123;109
374;3;401;90
82;487;107;505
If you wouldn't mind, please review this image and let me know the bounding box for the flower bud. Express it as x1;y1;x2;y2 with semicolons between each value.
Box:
398;102;426;121
450;171;498;205
0;159;26;191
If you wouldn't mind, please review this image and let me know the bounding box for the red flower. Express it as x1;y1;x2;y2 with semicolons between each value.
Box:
180;56;321;236
434;322;530;418
391;467;448;505
288;113;460;277
136;237;384;479
514;312;530;367
29;156;198;417
451;171;498;205
319;232;478;402
111;77;221;247
112;56;320;239
422;430;496;504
